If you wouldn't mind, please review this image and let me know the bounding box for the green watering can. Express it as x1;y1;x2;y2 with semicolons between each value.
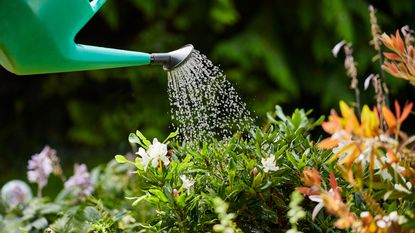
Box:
0;0;193;75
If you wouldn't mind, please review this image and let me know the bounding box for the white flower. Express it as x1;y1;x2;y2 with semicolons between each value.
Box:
376;219;387;228
379;134;399;146
261;155;279;173
364;74;375;90
375;211;408;228
394;182;412;194
137;147;152;171
388;211;407;224
136;139;170;171
309;195;325;221
148;139;170;166
360;211;370;218
180;175;195;190
332;40;347;57
309;189;336;221
148;138;168;158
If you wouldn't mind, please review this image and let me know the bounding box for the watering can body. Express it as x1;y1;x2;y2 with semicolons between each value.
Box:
0;0;151;75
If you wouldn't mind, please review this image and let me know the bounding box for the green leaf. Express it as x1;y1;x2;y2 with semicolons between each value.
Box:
136;130;151;147
149;189;169;203
210;0;239;29
128;133;141;144
126;195;149;206
260;180;273;191
83;206;101;222
176;193;186;208
275;105;287;122
286;151;297;168
39;203;61;215
163;131;179;143
266;112;278;124
31;217;48;230
275;145;288;158
297;153;307;170
252;172;264;189
115;155;129;164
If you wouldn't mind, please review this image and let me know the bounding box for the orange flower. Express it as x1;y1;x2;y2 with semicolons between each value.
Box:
380;30;405;54
302;167;321;187
360;105;380;137
321;173;357;229
318;101;380;161
381;30;415;85
382;100;413;135
318;100;412;166
319;101;380;140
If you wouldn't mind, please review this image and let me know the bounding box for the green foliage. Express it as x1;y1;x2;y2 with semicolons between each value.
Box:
117;106;330;232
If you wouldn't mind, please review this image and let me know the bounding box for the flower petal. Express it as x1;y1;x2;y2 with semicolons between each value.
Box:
383;52;402;61
400;102;413;122
382;105;397;129
312;202;325;221
309;195;322;202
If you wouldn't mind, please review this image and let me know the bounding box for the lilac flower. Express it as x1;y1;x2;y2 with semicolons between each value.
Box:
27;146;54;190
64;164;93;197
0;180;32;209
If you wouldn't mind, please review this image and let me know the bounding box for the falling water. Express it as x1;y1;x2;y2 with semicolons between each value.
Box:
167;50;254;142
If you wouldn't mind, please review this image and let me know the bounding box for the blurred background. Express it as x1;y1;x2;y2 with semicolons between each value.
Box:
1;0;414;187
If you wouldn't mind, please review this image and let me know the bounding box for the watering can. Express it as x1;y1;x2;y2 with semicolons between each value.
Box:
0;0;193;75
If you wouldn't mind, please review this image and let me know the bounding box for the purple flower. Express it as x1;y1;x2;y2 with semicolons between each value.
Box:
64;164;93;197
1;180;32;209
27;146;54;189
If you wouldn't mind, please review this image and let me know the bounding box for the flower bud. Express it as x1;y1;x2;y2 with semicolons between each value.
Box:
173;188;179;198
252;167;258;177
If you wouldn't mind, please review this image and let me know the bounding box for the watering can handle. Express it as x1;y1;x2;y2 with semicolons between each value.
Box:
90;0;107;13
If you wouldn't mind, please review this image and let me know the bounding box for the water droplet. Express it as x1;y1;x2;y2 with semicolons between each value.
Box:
167;50;255;142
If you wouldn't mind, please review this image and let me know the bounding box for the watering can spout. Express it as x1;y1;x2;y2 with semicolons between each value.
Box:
151;44;194;71
0;0;194;75
69;44;152;71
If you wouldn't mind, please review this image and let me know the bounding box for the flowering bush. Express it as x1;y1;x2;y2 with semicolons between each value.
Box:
115;107;325;232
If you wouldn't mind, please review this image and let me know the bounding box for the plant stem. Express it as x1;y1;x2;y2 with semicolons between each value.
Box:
37;184;42;198
354;88;361;117
377;49;390;107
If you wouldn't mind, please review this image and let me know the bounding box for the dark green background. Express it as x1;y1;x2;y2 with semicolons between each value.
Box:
0;0;414;183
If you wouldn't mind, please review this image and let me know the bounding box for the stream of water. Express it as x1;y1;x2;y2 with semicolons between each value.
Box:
167;50;254;142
